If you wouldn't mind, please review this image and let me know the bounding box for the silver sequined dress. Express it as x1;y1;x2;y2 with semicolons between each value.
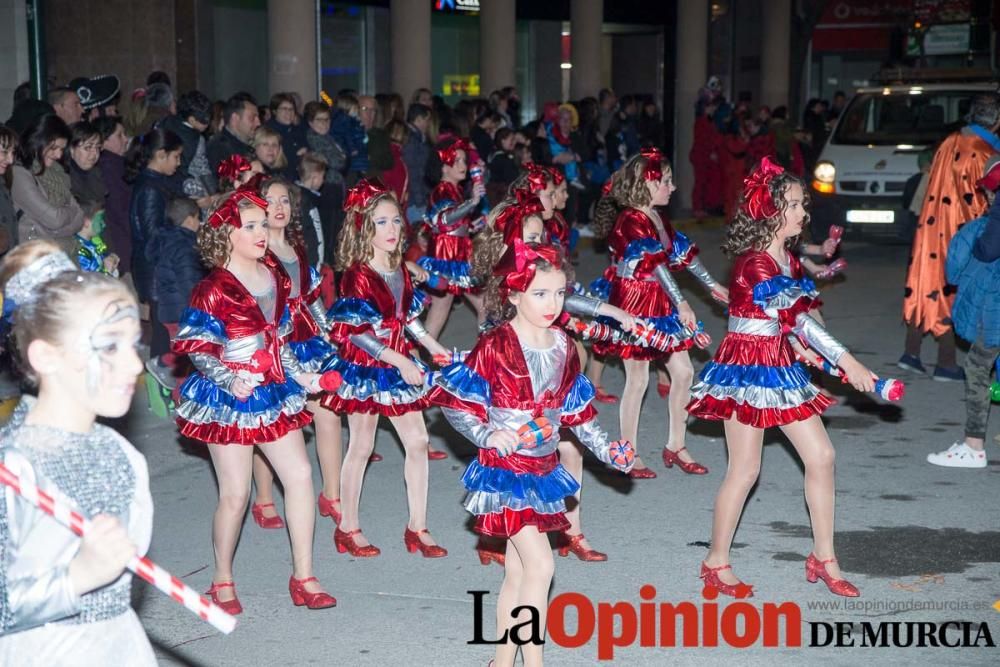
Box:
0;398;156;666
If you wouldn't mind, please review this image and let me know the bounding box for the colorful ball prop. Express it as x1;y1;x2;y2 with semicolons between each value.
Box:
425;273;451;292
608;440;635;469
826;225;844;258
250;349;273;373
516;418;554;450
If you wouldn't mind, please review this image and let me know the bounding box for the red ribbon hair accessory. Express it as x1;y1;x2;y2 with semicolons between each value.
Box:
640;147;664;182
493;238;563;294
546;165;565;186
741;156;786;221
495;193;546;246
437;139;471;167
343;177;392;228
207;190;269;229
217;154;252;183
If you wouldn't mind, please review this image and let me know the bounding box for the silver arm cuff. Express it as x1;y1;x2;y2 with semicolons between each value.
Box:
280;343;304;378
653;264;686;307
441;407;492;448
686;257;719;292
564;293;604;319
190;353;240;392
307;298;331;333
350;333;387;360
569;419;613;464
443;198;478;225
793;313;848;365
405;319;429;340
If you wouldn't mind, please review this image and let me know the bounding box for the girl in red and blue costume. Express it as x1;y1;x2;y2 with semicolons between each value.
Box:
320;178;451;559
688;157;876;599
420;138;488;338
430;240;634;667
248;176;346;531
591;148;729;478
173;190;336;614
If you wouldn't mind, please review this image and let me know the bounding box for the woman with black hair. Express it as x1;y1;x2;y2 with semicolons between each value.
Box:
126;128;183;357
66;121;107;208
11;114;84;254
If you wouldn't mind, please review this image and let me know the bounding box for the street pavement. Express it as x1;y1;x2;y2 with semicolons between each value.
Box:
93;224;998;665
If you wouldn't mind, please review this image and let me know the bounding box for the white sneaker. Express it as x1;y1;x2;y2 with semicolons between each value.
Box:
926;442;987;469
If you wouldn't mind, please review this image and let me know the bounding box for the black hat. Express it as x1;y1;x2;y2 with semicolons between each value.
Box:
69;74;121;111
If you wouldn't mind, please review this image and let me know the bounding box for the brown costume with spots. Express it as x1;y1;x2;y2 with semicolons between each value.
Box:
902;129;996;337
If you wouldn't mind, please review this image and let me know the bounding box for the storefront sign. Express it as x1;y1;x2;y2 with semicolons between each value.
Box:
908;23;970;55
442;74;480;97
435;0;480;12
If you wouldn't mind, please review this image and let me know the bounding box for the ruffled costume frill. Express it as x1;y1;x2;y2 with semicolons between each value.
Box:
687;251;834;428
173;267;311;445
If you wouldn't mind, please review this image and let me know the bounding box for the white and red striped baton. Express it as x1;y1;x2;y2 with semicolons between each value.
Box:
0;462;237;634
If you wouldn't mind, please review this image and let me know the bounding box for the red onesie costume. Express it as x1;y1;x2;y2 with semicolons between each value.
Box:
592;207;699;360
320;262;431;416
687;249;834;428
174;252;311;445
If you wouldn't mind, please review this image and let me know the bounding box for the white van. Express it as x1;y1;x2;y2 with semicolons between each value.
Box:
809;78;997;242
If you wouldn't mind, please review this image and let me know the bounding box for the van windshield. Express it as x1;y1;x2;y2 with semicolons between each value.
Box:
832;91;977;146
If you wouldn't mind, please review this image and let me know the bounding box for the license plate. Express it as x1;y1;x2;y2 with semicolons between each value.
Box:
846;210;894;224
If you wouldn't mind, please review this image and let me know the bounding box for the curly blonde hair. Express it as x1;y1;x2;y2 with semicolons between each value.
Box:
260;177;305;252
335;192;403;271
197;198;263;267
723;172;809;256
592;154;664;239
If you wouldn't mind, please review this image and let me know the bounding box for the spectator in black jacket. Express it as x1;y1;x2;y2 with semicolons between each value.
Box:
126;127;183;356
295;152;327;266
266;93;308;178
206;92;259;176
487;128;518;201
145;197;205;388
402;103;432;223
159;90;214;199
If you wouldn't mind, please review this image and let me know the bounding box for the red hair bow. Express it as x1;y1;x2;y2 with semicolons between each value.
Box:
437;139;471;167
343;177;392;228
640;147;663;182
237;172;267;196
601;175;615;197
495;194;546;246
741;156;785;221
514;164;550;197
546;165;565;186
207;190;268;229
217;154;252;183
494;238;562;294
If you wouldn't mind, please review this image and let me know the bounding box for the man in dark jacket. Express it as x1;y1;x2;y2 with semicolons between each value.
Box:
159;90;213;197
206;92;259;177
402;103;432;223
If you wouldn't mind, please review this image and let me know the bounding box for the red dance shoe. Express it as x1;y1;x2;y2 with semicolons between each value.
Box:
334;528;381;557
289;576;337;609
317;493;341;525
428;446;449;460
251;502;285;529
369;452;383;462
628;465;657;479
206;581;243;615
593;386;619;404
805;553;860;597
699;562;753;598
662;446;708;475
656;382;671;398
477;538;505;566
404;528;448;558
557;532;607;561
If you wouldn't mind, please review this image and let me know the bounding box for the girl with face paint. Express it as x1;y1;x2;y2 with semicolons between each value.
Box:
321;178;451;559
430;241;633;667
0;241;156;664
591;148;729;480
172;190;336;614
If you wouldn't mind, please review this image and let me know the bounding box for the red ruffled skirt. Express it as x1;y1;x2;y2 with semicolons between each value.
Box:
592;278;693;361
